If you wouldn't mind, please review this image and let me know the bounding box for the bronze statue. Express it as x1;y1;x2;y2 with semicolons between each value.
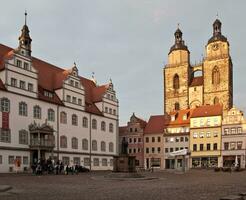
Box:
121;137;128;155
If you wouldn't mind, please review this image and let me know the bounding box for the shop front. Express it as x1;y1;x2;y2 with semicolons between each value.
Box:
192;157;218;168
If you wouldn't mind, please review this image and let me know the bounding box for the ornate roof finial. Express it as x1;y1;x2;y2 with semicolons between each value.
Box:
73;62;76;67
25;10;27;25
109;78;112;84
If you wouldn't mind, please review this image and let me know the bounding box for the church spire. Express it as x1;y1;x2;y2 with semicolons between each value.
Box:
208;17;227;44
18;11;32;56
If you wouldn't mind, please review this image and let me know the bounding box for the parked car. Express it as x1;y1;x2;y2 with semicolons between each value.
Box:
78;166;90;172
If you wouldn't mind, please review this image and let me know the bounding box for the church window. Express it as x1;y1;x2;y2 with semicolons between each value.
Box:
212;66;220;85
174;102;180;110
173;74;180;89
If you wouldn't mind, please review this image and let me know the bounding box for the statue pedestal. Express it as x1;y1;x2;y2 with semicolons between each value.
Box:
113;154;136;173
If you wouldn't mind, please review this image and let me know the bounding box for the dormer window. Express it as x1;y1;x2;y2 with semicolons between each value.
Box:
107;94;110;99
72;97;76;104
171;115;175;121
44;91;53;98
75;82;79;88
70;80;74;86
183;114;187;120
24;62;29;70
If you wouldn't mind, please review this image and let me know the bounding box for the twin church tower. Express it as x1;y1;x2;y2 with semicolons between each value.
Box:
163;18;233;113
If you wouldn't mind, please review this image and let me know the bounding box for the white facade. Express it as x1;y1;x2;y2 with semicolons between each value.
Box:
0;21;119;172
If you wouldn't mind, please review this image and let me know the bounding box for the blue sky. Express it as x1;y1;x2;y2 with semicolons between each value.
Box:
0;0;246;125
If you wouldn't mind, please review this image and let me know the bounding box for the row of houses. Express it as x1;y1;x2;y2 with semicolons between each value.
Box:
119;105;246;170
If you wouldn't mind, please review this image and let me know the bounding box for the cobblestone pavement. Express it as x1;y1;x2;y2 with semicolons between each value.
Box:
0;170;246;200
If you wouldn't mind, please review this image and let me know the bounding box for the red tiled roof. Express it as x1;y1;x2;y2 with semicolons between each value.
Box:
0;43;109;114
144;115;168;134
134;116;147;129
167;108;194;127
191;104;223;118
190;76;203;87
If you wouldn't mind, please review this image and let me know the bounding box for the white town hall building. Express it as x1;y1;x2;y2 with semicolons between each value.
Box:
0;14;119;172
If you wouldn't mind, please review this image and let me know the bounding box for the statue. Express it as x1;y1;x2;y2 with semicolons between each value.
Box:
121;137;128;155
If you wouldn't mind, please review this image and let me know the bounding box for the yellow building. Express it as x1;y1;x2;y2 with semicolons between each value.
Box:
190;105;223;168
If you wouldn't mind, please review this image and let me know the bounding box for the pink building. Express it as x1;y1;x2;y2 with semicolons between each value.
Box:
119;113;147;168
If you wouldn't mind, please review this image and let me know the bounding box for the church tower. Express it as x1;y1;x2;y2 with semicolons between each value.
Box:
203;18;233;110
163;27;190;113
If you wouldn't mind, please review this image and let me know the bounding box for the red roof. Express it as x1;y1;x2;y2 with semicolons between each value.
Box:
144;115;168;134
0;43;109;115
190;76;203;87
167;108;193;127
191;104;223;118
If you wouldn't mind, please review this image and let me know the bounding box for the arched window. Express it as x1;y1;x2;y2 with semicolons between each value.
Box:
60;135;67;148
82;139;88;150
101;141;106;152
109;142;114;152
173;74;180;89
214;97;219;105
101;121;106;131
1;98;10;112
33;105;41;119
72;114;78;126
109;123;114;133
19;102;28;116
19;130;28;145
212;66;220;85
71;137;78;149
48;109;55;121
82;117;88;128
60;112;67;124
174;102;180;110
92;119;97;129
92;140;97;151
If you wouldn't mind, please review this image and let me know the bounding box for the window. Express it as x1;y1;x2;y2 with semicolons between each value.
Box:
175;147;179;151
200;144;204;151
92;119;97;129
174;102;180;111
28;83;33;92
105;107;108;113
157;147;161;153
129;148;132;154
109;108;112;114
224;142;229;150
73;157;80;165
109;142;114;152
78;99;82;105
165;148;168;153
180;137;184;142
146;148;149;154
213;143;218;150
0;155;2;164
48;109;55;121
152;147;155;153
176;137;179;142
207;119;211;126
200;119;204;127
223;128;229;135
20;81;26;89
92;140;97;151
213;131;218;137
134;138;136;143
82;139;88;150
200;132;204;138
158;137;161;142
60;112;67;124
193;132;198;138
72;97;76;104
44;91;53;98
93;158;99;166
135;128;137;132
84;158;90;166
33;106;41;119
145;137;149;143
24;62;29;70
231;128;236;134
102;158;107;166
75;82;79;88
206;132;211;138
212;66;220;85
238;127;242;134
193;144;197;151
23;156;28;165
11;78;17;87
60;136;67;148
130;128;133;132
129;138;132;143
16;59;22;67
101;141;106;151
70;80;74;86
170;148;173;152
19;130;28;145
113;109;116;115
152;137;155;142
1;98;10;112
19;102;27;116
101;121;106;131
109;123;114;133
138;138;142;143
66;95;71;102
185;137;188;142
170;137;175;142
193;120;197;127
8;156;14;164
133;148;136;153
71;137;78;149
207;143;211;151
173;74;179;89
0;129;11;143
237;142;242;150
82;117;88;128
62;157;69;165
72;114;78;126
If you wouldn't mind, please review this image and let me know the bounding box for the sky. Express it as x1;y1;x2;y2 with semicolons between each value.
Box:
0;0;246;125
